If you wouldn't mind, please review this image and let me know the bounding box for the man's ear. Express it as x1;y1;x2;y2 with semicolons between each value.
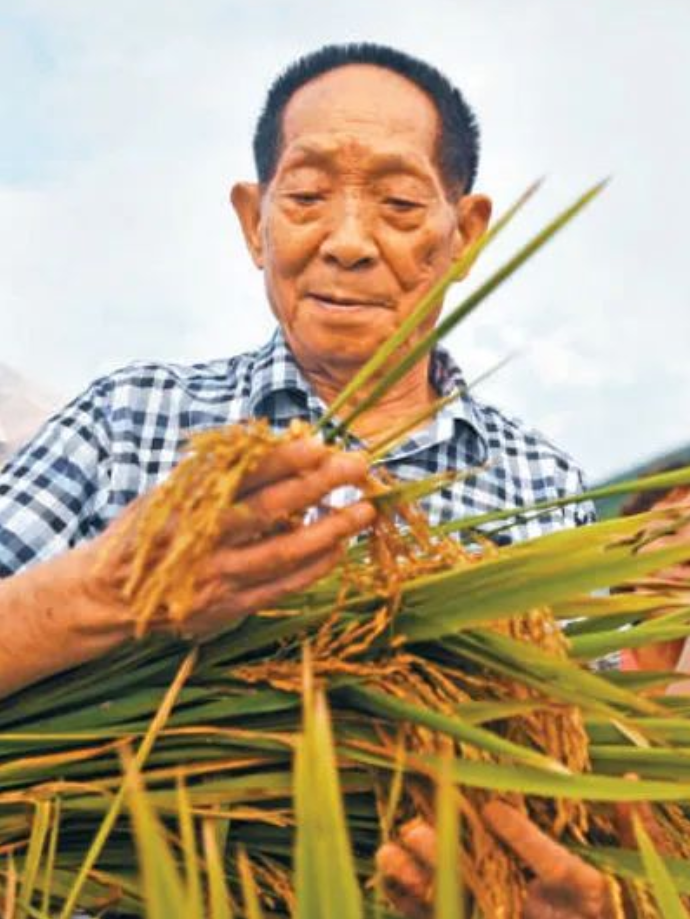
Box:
452;193;492;261
230;182;264;268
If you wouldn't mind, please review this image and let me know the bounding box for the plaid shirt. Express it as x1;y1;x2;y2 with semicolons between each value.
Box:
0;329;594;577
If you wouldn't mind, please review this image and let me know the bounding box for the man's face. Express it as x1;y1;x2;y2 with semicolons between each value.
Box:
232;64;491;374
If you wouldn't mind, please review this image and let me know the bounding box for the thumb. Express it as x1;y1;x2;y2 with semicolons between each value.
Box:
482;801;601;887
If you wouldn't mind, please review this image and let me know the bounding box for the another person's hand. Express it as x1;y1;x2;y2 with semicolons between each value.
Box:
376;803;620;919
483;802;620;919
81;434;375;636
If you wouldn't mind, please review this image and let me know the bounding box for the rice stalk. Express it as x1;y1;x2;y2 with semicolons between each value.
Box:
3;181;690;917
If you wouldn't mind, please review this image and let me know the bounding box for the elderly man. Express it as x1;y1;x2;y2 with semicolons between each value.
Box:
0;44;604;917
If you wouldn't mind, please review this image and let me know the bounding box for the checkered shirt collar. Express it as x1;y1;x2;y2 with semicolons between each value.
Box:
246;328;489;458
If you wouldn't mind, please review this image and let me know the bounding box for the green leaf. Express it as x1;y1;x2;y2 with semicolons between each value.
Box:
340;685;570;773
634;812;688;918
17;800;51;919
446;630;661;720
295;653;362;919
397;511;690;643
317;181;542;434
57;649;197;919
434;754;464;919
570;606;690;660
203;819;235;919
176;778;204;919
40;796;60;917
438;464;690;538
349;746;690;803
372;470;478;511
572;844;690;893
125;762;188;919
333;180;605;437
237;847;264;919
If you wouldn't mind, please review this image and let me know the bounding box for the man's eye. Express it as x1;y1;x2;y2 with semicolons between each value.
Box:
288;192;324;205
384;197;422;213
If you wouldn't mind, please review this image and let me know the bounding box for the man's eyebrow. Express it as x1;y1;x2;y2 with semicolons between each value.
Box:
279;141;339;171
366;153;436;186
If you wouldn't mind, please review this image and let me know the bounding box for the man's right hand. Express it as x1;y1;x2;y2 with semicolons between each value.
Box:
0;435;375;697
84;435;376;635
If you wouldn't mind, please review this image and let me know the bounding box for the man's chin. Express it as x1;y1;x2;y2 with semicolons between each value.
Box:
288;332;389;375
287;318;392;369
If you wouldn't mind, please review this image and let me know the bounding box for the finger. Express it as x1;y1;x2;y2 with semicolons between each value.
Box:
482;802;602;887
525;877;618;919
523;886;566;919
522;888;552;919
211;501;375;586
399;819;437;872
380;880;432;919
236;436;331;496
376;842;432;917
614;800;637;849
188;544;345;636
615;801;670;855
223;452;371;539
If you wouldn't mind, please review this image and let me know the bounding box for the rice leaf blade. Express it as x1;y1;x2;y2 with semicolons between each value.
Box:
177;777;204;919
295;653;362;919
434;753;464;919
57;649;197;919
237;848;264;919
633;812;687;918
318;181;541;432
203;819;234;919
125;761;187;919
335;180;606;436
17;800;51;919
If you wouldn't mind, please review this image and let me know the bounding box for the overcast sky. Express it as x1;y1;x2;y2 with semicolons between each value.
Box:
1;0;688;480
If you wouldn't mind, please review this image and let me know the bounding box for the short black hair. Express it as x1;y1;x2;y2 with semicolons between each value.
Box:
253;43;480;197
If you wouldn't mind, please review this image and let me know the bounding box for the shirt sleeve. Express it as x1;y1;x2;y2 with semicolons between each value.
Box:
559;462;597;528
0;378;114;577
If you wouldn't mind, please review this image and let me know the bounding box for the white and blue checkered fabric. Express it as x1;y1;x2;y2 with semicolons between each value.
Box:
0;329;595;577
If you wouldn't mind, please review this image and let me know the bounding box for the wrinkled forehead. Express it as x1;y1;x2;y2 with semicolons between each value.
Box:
278;64;441;173
274;134;441;189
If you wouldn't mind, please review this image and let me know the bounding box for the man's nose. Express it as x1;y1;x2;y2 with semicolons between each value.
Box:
319;201;378;270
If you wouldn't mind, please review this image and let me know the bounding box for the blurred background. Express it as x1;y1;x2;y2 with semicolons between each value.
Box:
1;0;688;480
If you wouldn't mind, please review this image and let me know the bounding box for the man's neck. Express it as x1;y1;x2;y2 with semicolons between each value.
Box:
304;356;437;445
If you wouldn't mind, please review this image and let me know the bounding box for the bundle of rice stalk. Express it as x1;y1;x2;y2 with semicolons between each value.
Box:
3;182;690;918
5;567;690;919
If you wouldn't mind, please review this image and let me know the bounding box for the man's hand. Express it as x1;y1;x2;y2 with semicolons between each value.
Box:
84;435;376;636
0;436;375;697
376;804;620;919
483;802;619;919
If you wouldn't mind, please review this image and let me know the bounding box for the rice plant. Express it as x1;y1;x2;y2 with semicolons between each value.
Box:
2;182;690;917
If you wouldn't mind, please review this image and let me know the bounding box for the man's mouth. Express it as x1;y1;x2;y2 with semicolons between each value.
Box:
307;292;389;310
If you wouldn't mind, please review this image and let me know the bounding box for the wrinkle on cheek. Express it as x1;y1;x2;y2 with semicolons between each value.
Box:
421;239;446;272
265;215;323;277
379;229;450;293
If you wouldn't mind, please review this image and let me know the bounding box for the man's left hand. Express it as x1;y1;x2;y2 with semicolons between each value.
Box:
376;802;621;919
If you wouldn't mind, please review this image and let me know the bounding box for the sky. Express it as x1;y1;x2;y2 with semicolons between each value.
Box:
1;0;688;481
